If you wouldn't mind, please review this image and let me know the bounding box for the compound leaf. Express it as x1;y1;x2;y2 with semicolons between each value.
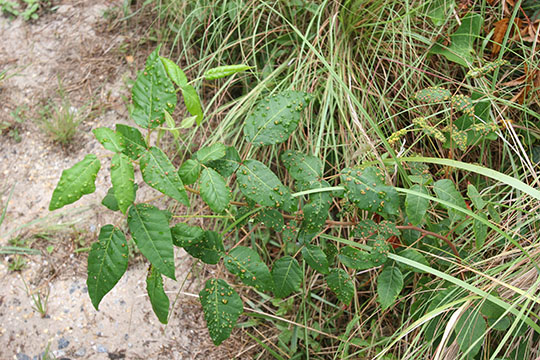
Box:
200;167;230;213
244;91;310;146
326;268;354;305
281;150;323;181
140;147;190;206
115;124;147;160
225;246;273;292
199;278;243;346
184;230;224;264
128;204;175;280
178;159;201;185
377;263;404;310
146;265;170;324
111;153;135;214
272;256;302;298
302;244;329;274
49;154;101;211
93;127;125;153
87;225;128;310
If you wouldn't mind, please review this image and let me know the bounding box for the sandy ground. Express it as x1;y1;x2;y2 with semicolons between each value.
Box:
0;1;246;359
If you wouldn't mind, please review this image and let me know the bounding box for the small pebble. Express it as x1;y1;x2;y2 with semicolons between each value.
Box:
16;354;31;360
96;344;107;353
58;337;70;349
74;348;86;357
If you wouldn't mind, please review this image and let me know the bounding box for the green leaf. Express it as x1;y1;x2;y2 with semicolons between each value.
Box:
163;111;180;140
474;214;488;250
115;124;147;160
467;183;486;210
326;268;354;305
414;86;451;104
180;84;203;126
87;225;128;310
397;249;429;273
131;47;177;128
433;179;467;223
244;91;310;146
178;159;201;185
236;159;295;212
377;263;404;310
370;237;390;265
302;244;329;274
207;146;241;178
298;180;332;234
272;256;302;298
455;307;486;357
128;204;175;280
281;150;322;181
426;0;455;26
341;167;399;216
184;230;224;264
160;57;187;87
199;278;243;346
111;153;135;214
338;246;375;270
146;265;170;324
200;167;231;213
102;187;120;211
140;147;190;206
92;127;125;153
170;222;204;247
49;154;101;211
255;209;284;230
194;143;227;164
224;246;273;292
204;64;251;80
405;184;430;226
429;13;483;66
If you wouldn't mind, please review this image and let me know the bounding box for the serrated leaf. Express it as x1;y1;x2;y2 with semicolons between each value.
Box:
200;167;230;213
397;249;429;273
93;127;125;153
115;124;147;160
140;147;190;206
433;179;467;223
87;225;128;310
204;64;251;80
199;278;243;346
224;246;273;292
255;209;284;230
455;307;486;357
405;184;430;226
244;91;310;146
281;150;322;181
131;47;177;128
128;204;175;280
146;265;170;324
181;84;203;125
272;256;302;298
170;222;205;247
111;153;135;214
160;57;187;87
178;159;201;185
338;246;375;270
467;183;486;210
236;159;295;212
341;167;399;216
194;143;227;164
377;263;404;310
184;230;224;264
207;146;241;177
49;154;101;211
302;244;329;274
326;268;354;305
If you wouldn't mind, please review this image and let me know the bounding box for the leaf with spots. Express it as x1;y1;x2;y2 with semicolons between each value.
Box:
414;87;451;104
224;246;273;292
92;127;125;153
131;47;177;129
326;268;354;305
199;167;230;213
271;256;302;298
207;146;241;178
184;230;224;265
101;184;138;212
87;225;128;310
194;143;227;164
281;150;323;182
338;246;375;270
128;204;176;280
181;84;203;126
254;209;284;230
244;91;310;146
146;265;170;324
160;57;188;87
377;263;404;310
49;154;101;211
199;278;243;346
178;159;201;185
236;159;295;212
370;237;390;265
302;244;329;274
115;124;147;160
341;167;399;216
170;223;204;247
111;153;135;214
405;184;430;226
433;179;467;224
140;147;190;206
298;180;332;234
204;64;251;80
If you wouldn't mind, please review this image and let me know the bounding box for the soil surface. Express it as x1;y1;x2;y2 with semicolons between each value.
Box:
0;1;244;359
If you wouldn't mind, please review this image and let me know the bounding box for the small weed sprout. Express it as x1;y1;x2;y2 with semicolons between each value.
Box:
21;276;50;318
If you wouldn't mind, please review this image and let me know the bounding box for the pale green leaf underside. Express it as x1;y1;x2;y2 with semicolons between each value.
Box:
204;64;251;80
194;143;227;164
93;127;125;153
405;184;430;226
